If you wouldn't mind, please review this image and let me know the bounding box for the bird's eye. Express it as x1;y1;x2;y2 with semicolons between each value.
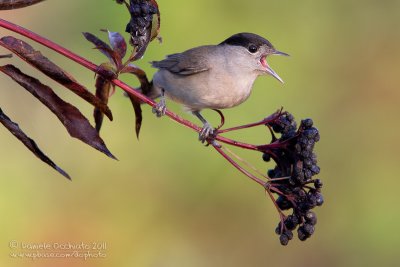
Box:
248;44;258;53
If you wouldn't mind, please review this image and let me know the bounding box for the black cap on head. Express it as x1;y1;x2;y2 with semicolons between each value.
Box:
219;32;274;50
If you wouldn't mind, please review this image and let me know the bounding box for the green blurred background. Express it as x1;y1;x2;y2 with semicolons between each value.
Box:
1;0;399;266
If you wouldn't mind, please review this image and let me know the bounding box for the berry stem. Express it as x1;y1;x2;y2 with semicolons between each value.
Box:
265;187;286;224
213;144;266;186
217;111;281;134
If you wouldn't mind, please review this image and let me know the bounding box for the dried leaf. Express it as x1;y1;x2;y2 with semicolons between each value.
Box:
0;107;70;179
83;32;120;68
121;63;151;138
94;75;112;132
149;0;161;42
127;94;143;139
121;63;150;94
107;30;127;60
0;64;117;160
0;0;45;10
0;36;113;121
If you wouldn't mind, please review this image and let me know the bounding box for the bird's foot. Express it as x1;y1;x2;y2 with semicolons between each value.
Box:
199;122;220;147
199;122;213;143
152;98;166;117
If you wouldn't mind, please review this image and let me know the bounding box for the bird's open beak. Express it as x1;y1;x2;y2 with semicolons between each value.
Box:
260;58;282;83
273;50;290;57
261;50;289;83
266;66;284;83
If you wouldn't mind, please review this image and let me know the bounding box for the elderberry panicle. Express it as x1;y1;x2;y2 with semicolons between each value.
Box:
125;0;159;59
262;111;324;245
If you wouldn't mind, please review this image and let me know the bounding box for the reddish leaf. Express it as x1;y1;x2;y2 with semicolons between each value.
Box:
127;94;142;139
121;63;150;94
121;63;151;138
0;36;113;121
107;30;127;60
83;32;120;68
0;107;70;179
0;64;117;160
94;75;112;132
0;0;45;10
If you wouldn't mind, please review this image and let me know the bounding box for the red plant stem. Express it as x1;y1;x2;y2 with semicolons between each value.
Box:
0;18;278;187
213;145;266;186
218;117;273;134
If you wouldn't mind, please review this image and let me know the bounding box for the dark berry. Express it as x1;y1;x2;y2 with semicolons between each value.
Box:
304;129;316;139
276;196;292;210
308;194;317;208
133;6;141;16
141;3;150;14
303;223;315;236
301;150;311;158
311;153;317;163
267;169;275;178
314;179;323;189
285;215;299;230
263;153;271;162
292;187;305;198
314;132;320;142
149;5;158;14
284;230;294;240
305;211;317;225
279;234;289;246
298;202;311;213
297;227;308;241
304;169;313;180
311;165;320;175
304;158;312;167
315;193;324;206
272;124;283;133
302;119;313;128
275;224;282;235
299;137;308;145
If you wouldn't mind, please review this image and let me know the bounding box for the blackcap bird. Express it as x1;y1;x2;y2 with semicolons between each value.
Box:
150;32;288;142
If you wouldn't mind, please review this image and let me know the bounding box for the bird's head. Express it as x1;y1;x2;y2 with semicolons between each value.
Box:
219;32;288;83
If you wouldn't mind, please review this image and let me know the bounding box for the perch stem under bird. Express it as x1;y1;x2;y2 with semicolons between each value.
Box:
149;32;289;143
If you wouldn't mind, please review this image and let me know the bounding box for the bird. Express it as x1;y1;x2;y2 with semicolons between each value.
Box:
149;32;288;142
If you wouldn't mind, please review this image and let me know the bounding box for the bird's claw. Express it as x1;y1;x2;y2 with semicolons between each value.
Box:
199;123;219;146
152;99;166;117
199;123;213;143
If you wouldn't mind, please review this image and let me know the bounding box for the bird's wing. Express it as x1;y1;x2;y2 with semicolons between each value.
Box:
151;47;211;76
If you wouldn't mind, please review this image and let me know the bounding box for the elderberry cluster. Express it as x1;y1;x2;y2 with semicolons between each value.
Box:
125;0;158;48
263;112;323;245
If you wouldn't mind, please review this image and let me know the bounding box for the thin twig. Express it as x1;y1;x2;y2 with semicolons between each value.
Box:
213;144;266;186
222;146;270;180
